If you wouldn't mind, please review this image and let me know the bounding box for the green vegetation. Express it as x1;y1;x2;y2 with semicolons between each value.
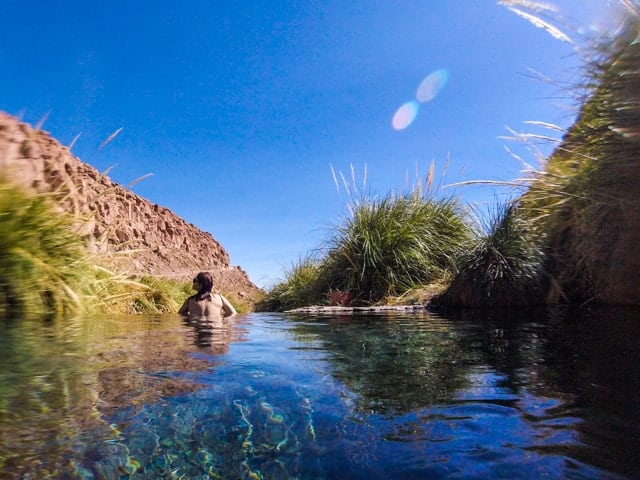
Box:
257;257;324;312
320;192;471;303
0;180;236;317
524;14;640;305
437;4;640;307
0;182;88;316
259;189;472;310
434;201;545;307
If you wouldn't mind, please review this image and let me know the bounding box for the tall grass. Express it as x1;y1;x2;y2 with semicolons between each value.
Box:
255;257;324;311
320;191;471;304
0;180;199;316
260;182;472;310
509;3;640;305
0;181;89;316
434;201;545;307
438;1;640;307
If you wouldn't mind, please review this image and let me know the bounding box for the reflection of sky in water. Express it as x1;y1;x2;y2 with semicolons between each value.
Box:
392;69;448;130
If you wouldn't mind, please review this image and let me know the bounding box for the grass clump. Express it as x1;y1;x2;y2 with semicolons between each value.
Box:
255;257;324;311
320;192;471;304
434;201;545;307
0;180;222;316
260;188;472;310
0;182;89;316
130;276;192;314
508;5;640;305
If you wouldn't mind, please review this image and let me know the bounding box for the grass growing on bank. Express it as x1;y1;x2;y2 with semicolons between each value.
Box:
433;201;545;307
435;2;640;308
257;257;324;312
258;188;472;311
0;180;245;317
0;182;89;316
321;191;472;303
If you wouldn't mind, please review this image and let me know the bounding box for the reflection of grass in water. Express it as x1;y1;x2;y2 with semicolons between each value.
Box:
290;314;473;415
0;314;210;478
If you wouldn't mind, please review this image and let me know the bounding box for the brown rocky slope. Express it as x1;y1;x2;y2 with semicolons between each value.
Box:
0;112;262;304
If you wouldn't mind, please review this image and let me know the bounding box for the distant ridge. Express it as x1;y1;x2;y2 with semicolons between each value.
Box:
0;112;261;303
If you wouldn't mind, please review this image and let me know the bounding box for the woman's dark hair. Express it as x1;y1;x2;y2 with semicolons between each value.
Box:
194;271;214;294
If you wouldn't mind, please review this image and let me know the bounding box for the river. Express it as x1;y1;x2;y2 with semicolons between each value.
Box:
0;307;638;479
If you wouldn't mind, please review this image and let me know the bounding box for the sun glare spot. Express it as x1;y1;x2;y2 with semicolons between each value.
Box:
392;101;419;130
416;69;449;103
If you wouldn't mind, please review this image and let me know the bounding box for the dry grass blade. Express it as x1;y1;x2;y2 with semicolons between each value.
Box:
98;127;123;150
502;4;575;46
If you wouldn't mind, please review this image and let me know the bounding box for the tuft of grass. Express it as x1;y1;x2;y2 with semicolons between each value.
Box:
0;181;89;316
320;191;472;304
0;179;206;316
434;201;545;307
130;276;190;314
255;257;324;312
513;4;640;305
262;187;472;310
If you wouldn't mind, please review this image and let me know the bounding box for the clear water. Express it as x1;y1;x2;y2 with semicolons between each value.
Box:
1;308;639;479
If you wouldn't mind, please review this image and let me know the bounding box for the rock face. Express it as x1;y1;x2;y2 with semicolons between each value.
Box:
0;112;261;302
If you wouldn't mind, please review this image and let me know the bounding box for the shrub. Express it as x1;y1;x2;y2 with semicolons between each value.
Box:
434;201;545;307
320;191;472;304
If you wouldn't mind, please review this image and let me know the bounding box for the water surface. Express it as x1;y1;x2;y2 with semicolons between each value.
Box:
1;308;638;479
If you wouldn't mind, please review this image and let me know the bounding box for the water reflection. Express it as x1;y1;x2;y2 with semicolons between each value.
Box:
0;308;638;479
0;314;212;478
442;306;640;479
182;314;236;353
288;312;472;414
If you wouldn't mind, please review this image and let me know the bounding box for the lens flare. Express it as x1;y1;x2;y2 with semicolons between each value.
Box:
392;101;419;130
416;69;449;103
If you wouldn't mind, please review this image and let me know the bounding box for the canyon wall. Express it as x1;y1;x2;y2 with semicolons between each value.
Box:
0;112;261;303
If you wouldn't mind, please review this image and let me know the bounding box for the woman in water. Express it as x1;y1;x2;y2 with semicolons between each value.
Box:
178;271;237;318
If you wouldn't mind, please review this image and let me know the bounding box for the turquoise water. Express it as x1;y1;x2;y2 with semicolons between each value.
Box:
1;308;639;479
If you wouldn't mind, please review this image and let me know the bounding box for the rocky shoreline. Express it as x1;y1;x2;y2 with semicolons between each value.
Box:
285;304;431;314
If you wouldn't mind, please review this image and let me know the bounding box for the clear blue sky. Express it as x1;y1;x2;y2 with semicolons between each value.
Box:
0;1;614;288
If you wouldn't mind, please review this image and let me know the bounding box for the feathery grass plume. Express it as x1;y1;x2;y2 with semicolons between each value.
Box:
0;180;89;316
433;201;545;307
256;256;324;311
320;189;472;305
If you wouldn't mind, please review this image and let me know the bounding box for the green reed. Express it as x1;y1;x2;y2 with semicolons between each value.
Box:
255;256;324;312
0;182;91;316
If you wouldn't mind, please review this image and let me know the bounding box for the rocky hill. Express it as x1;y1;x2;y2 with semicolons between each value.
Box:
0;112;261;303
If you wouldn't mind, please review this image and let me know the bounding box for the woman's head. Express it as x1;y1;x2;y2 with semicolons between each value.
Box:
193;271;213;294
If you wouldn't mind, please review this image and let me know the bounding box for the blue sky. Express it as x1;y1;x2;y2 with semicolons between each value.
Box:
0;1;614;288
